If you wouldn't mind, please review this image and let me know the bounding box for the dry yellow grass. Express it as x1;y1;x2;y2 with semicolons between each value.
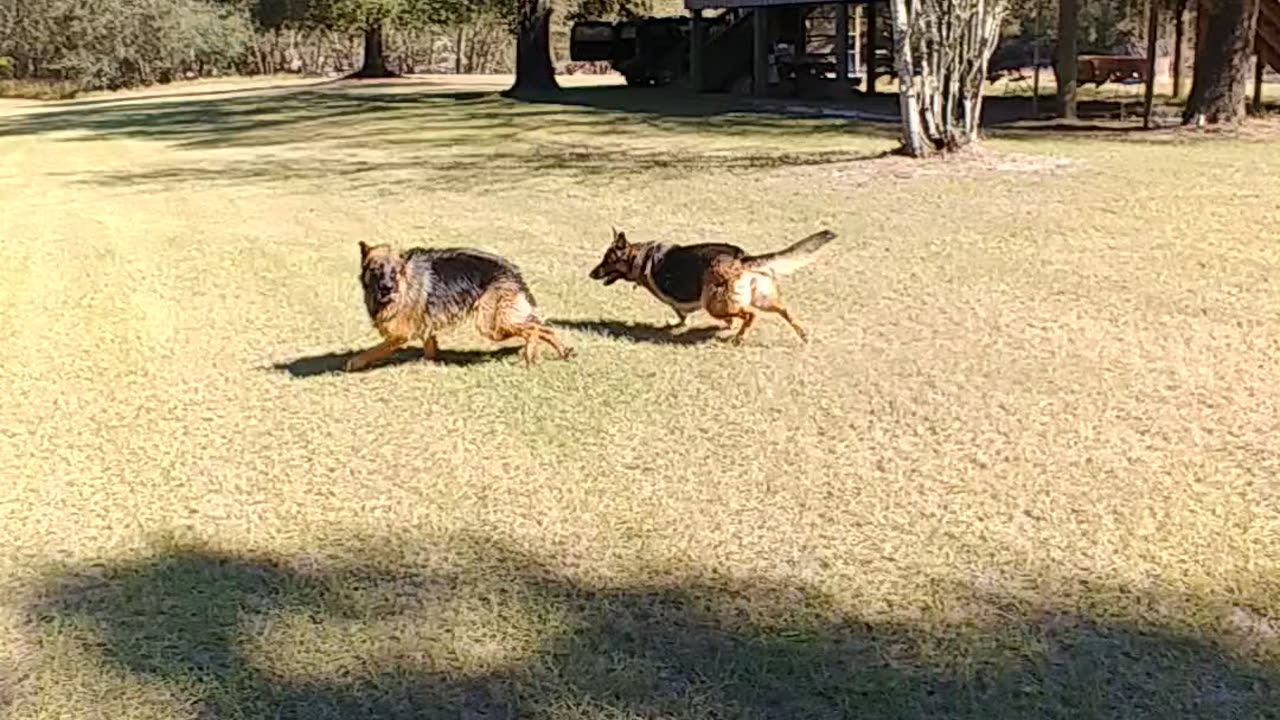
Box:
0;75;1277;719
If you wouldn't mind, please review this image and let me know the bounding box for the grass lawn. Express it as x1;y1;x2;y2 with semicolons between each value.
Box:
0;75;1277;719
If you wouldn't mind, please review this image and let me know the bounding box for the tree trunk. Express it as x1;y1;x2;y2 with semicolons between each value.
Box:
455;26;466;74
888;0;926;156
505;0;559;97
1173;0;1187;97
350;22;396;79
1142;0;1160;128
1056;0;1079;119
902;0;1006;153
1183;0;1261;124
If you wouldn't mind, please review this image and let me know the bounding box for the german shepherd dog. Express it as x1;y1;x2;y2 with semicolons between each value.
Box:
347;242;573;371
588;228;836;338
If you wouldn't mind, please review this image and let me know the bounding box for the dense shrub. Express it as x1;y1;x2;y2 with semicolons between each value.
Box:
0;0;522;95
0;0;254;91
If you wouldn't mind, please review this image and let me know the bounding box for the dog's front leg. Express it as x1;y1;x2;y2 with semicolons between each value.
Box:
666;311;689;331
345;337;405;372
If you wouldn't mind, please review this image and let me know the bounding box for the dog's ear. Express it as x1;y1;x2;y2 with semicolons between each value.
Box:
612;228;628;248
358;241;371;259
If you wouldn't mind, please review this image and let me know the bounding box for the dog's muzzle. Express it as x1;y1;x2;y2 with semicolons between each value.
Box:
590;266;622;285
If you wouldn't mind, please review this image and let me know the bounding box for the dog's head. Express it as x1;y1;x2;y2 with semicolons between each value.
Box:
588;227;638;286
358;241;405;310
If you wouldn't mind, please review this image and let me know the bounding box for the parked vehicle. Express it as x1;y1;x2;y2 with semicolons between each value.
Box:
570;16;696;86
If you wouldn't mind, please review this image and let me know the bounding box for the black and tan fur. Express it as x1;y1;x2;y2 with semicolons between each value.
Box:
701;253;810;345
347;242;573;371
588;227;836;338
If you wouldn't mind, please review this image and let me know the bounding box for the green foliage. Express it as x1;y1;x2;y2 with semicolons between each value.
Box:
240;0;312;28
1001;0;1150;53
0;0;507;92
0;0;255;91
251;0;482;29
991;0;1163;74
568;0;652;22
0;78;81;99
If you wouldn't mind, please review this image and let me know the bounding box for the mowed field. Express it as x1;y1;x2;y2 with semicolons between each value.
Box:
0;75;1277;719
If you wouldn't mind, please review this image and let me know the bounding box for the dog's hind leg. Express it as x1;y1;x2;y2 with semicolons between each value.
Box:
750;277;808;343
422;335;439;360
345;336;406;372
478;285;573;367
514;325;542;367
509;323;574;367
758;300;808;342
729;311;756;345
533;326;574;361
477;319;533;366
491;323;546;367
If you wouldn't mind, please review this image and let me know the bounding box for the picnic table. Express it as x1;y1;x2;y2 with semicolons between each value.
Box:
1077;55;1148;86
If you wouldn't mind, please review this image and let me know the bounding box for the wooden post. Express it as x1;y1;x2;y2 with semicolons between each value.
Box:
864;0;878;93
835;2;850;93
1172;0;1186;98
1142;0;1159;128
853;5;862;78
753;8;769;96
690;9;705;92
1032;0;1043;116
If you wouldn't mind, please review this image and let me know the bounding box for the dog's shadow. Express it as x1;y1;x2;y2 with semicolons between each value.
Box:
550;319;721;346
271;346;521;378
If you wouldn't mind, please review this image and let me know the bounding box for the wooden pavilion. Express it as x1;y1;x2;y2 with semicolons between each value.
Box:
683;0;887;97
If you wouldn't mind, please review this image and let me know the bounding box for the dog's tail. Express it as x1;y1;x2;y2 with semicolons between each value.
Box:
741;229;837;276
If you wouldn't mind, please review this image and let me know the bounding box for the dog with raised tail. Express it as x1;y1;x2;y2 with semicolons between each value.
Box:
588;227;836;341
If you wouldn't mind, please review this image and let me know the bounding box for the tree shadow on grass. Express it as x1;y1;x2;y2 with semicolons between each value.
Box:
1;80;906;193
0;79;1216;159
0;81;892;151
67;143;881;192
19;532;1278;719
270;346;521;377
0;86;505;149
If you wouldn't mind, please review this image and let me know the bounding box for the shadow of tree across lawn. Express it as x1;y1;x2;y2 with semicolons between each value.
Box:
65;143;882;192
0;82;898;151
19;532;1278;719
2;81;897;191
0;79;1200;156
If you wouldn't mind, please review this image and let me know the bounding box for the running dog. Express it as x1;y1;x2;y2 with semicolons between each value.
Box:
587;227;836;334
348;242;573;371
